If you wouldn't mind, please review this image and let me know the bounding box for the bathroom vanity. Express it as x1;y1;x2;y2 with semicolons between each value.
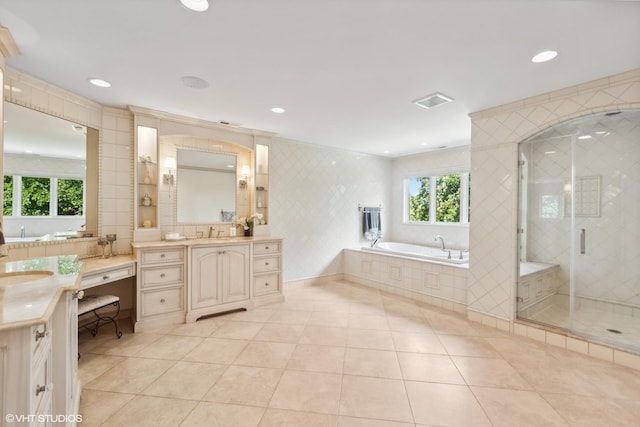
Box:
0;256;83;427
132;236;283;331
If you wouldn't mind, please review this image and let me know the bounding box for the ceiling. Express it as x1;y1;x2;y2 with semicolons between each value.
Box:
1;0;639;158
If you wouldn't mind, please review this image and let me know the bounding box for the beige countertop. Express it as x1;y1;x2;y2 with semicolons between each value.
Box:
0;255;83;331
131;235;282;249
81;254;136;274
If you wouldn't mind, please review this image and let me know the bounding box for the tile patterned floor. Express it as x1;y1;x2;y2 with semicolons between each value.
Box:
78;279;640;427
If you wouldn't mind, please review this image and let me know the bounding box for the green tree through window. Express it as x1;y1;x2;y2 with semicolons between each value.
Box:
58;179;84;215
436;174;461;222
3;176;12;216
409;177;430;221
407;172;470;224
22;177;50;216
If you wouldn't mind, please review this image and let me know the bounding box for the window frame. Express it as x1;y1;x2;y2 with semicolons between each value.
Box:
404;169;470;225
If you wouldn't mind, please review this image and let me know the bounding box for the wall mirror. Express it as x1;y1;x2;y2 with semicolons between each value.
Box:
176;148;237;224
2;102;99;243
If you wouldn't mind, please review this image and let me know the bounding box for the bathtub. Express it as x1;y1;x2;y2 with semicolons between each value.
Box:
363;241;469;264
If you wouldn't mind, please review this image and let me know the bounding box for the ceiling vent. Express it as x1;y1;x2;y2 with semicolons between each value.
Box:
413;92;454;109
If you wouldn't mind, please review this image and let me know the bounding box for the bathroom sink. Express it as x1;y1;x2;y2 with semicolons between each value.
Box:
0;271;54;286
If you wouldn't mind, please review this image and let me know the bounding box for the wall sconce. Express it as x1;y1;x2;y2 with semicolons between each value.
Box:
239;165;250;188
163;157;176;185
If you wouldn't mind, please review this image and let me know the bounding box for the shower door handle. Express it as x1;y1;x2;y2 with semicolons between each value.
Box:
580;229;586;254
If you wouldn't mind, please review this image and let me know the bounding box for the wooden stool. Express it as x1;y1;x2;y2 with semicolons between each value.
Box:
78;294;123;339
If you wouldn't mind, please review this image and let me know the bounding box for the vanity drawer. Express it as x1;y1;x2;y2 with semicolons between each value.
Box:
31;347;52;415
82;264;135;289
254;273;280;295
30;321;51;366
253;241;280;255
254;256;280;273
140;248;184;265
141;286;184;317
141;265;184;288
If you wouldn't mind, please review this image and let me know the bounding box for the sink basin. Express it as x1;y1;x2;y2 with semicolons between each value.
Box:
0;271;54;286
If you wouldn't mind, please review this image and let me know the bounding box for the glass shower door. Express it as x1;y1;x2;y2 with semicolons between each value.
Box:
569;111;640;350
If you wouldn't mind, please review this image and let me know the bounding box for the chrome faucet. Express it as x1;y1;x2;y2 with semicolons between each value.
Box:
370;237;380;248
435;235;446;252
208;226;215;238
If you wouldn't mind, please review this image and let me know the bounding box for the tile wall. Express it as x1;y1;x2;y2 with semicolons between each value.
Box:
468;68;640;322
267;138;390;282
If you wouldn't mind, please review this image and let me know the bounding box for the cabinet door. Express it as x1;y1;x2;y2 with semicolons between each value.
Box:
221;245;250;303
190;247;222;309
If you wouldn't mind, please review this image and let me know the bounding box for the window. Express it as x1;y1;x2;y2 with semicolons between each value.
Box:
406;172;470;224
3;175;85;217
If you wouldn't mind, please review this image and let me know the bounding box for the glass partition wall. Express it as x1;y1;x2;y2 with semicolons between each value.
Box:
517;110;640;352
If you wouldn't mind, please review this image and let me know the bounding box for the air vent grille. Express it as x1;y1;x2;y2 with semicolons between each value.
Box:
413;92;454;109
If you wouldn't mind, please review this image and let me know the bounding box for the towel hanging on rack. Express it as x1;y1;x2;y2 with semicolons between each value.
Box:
362;206;382;241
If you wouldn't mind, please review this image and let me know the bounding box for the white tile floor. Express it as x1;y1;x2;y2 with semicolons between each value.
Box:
528;303;640;351
78;279;640;427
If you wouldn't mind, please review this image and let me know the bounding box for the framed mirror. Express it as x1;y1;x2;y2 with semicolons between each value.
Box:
2;102;99;243
176;148;237;223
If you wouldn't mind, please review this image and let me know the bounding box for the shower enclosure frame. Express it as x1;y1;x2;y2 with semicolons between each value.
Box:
516;109;640;353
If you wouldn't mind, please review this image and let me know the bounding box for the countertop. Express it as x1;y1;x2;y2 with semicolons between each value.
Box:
81;254;136;274
131;235;282;249
0;255;83;331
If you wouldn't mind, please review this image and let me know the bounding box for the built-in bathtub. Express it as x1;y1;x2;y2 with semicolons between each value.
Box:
363;241;469;265
344;242;469;314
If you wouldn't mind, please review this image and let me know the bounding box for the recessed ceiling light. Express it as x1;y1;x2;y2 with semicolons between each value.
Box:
545;151;556;154
383;150;390;154
88;78;111;88
420;142;428;146
531;50;558;63
226;165;234;168
180;0;209;12
578;135;592;140
413;92;454;109
271;107;285;114
181;75;209;89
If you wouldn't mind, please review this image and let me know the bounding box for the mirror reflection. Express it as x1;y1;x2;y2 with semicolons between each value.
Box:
2;102;98;243
176;149;236;223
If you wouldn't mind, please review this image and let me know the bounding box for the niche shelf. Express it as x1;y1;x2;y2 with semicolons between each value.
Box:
135;125;159;237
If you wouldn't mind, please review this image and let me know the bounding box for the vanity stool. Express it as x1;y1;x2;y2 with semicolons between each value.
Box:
78;294;123;339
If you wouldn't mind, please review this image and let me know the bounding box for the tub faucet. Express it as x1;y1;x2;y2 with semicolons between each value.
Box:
370;237;380;248
435;235;446;252
208;226;215;238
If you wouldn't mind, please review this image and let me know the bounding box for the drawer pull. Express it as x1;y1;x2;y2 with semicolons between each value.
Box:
160;298;166;303
160;273;166;278
36;384;46;396
265;246;270;250
103;275;110;281
265;282;270;287
160;253;166;258
265;262;270;266
35;330;50;342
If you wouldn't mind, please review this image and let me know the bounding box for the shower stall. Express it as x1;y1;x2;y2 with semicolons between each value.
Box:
517;109;640;352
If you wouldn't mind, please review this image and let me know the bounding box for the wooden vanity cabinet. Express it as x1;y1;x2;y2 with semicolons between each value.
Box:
0;290;81;427
133;245;186;332
253;240;282;297
187;243;250;322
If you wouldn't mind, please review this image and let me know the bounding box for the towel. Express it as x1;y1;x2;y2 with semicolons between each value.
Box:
363;207;382;240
